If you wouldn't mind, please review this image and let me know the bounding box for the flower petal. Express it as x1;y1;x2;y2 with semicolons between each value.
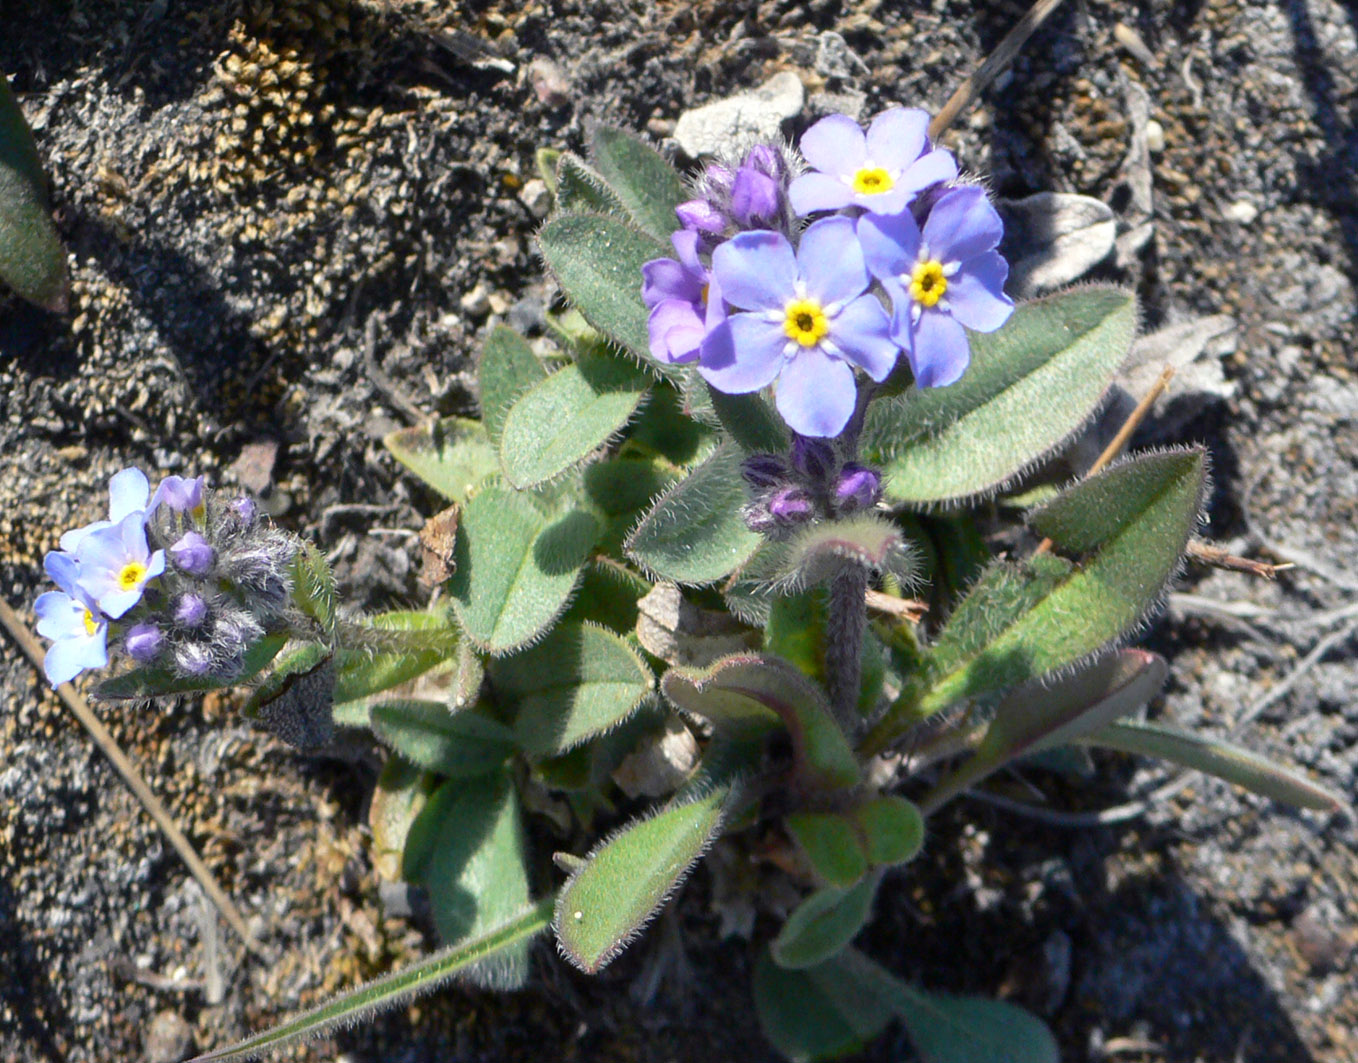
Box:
642;258;701;308
851;184;915;216
648;301;705;364
944;252;1014;332
858;210;922;282
774;348;858;437
699;315;787;394
43;551;80;594
44;629;108;687
108;468;150;522
671;229;704;271
35;592;86;640
799;114;867;176
922;186;1004;264
899;148;959;193
711;230;798;311
864;107;929;170
789;172;854;216
59;520;111;554
830;295;898;381
798;216;868;305
909;311;972;388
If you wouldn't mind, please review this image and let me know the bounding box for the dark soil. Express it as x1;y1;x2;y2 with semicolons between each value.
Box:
2;1;1357;1061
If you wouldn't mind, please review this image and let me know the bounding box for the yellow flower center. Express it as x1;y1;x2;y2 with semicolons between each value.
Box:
82;608;98;637
783;298;830;348
700;282;710;307
117;561;147;592
910;260;948;307
852;166;894;195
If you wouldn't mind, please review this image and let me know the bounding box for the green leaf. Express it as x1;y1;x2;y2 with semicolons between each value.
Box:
662;653;861;792
771;873;880;969
865;448;1206;750
499;349;650;488
538;211;670;371
555;152;630;219
1085;720;1348;813
582;454;677;556
93;633;288;700
403;771;534;988
489;621;654;757
706;386;789;454
624;381;713;465
243;642;332;717
479;325;546;447
784;811;869;888
186;898;554;1063
384;416;501;505
449;484;598;655
848;795;925;867
864;287;1137;505
752;950;894;1063
774;513;911;588
0;74;67;311
331;610;461;708
919;649;1168;814
370;700;516;778
625;441;761;585
368;754;437;881
586;124;687;241
554;784;729;973
535;146;561;193
290;541;338;641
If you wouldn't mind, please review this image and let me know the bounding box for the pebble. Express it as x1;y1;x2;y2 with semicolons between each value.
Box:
459;283;490;318
673;71;804;158
517;178;551;219
1145;119;1166;153
1224;199;1260;224
143;1010;192;1063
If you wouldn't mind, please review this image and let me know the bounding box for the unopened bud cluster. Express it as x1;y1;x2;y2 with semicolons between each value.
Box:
33;468;298;687
740;435;884;537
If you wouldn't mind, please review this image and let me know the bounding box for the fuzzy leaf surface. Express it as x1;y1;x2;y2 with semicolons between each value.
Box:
662;652;860;791
370;699;517;778
555;152;630;219
864;287;1137;505
93;633;288;700
919;649;1168;813
479;325;546;447
449;484;598;655
0;75;66;310
868;448;1205;747
384;417;500;505
706;385;789;454
1085;720;1347;812
554;784;728;973
403;770;533;988
538;211;670;370
849;795;925;866
332;610;461;708
771;873;880;970
368;755;437;882
489;621;654;757
625;441;761;584
775;514;909;587
587;124;687;241
499;350;649;488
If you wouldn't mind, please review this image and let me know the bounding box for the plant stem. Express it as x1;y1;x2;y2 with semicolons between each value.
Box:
824;565;869;734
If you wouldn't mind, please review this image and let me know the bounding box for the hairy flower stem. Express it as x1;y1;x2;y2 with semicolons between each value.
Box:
825;564;869;735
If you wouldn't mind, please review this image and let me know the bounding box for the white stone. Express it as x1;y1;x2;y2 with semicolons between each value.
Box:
673;71;805;158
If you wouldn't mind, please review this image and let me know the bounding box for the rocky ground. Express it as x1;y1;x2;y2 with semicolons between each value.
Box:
1;0;1357;1061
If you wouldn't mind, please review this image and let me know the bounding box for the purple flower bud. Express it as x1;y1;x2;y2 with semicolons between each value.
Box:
741;453;789;491
835;463;883;512
730;167;781;229
742;144;786;181
150;475;206;515
170;531;215;575
125;623;164;663
175;643;215;677
768;486;814;526
175;593;209;628
699;162;736;198
675;198;728;234
228;496;257;527
790;434;837;483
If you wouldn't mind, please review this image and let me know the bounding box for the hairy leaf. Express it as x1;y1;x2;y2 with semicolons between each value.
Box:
449;484;598;655
555;152;630;219
0;74;67;311
625;441;761;584
384;416;500;505
784;811;869;888
490;621;654;757
554;784;729;973
849;795;925;866
864;287;1137;505
369;755;437;882
752;950;894;1063
404;771;534;988
370;699;516;778
500;350;649;488
771;873;880;970
479;325;546;447
586;124;687;241
332;610;461;708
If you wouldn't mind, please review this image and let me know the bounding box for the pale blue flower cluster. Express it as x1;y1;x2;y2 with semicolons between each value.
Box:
643;108;1014;437
34;469;296;688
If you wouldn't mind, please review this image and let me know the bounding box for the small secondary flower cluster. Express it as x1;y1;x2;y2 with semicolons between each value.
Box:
34;469;297;688
643;108;1015;438
742;435;883;535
